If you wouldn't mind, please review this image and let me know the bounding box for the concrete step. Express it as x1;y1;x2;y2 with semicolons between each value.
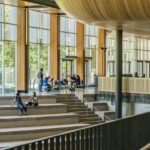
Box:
74;111;94;115
0;104;67;116
83;94;96;102
0;141;31;149
68;105;87;109
57;99;78;103
0;124;88;142
56;93;75;96
80;120;102;124
93;102;109;111
68;108;91;112
0;95;57;105
80;114;98;118
56;99;79;103
104;111;116;121
0;113;80;128
64;102;84;105
80;117;100;122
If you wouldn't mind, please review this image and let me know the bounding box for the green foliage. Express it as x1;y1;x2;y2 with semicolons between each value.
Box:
29;44;49;79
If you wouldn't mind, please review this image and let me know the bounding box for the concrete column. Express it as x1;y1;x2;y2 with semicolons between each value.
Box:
76;22;85;81
115;29;123;118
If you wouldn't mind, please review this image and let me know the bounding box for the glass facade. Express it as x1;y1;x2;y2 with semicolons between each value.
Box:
85;25;98;85
60;17;76;79
28;10;50;89
106;30;150;77
0;4;17;94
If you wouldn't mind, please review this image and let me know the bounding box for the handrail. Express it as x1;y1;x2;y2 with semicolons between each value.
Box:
61;80;69;104
2;112;150;150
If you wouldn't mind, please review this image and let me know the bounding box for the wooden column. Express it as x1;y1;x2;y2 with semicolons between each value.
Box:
76;22;85;81
50;14;60;80
17;7;28;93
98;29;106;76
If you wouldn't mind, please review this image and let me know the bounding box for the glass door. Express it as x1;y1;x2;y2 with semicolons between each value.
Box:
137;61;143;77
85;60;90;86
145;62;150;77
62;60;73;78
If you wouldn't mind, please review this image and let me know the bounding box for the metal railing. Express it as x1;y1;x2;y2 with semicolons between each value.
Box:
2;112;150;150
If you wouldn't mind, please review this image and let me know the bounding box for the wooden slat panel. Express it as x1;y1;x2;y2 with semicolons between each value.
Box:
56;0;150;35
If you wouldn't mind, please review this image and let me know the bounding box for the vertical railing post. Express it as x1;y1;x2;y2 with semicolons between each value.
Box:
31;142;36;150
56;137;60;150
81;130;85;150
38;141;42;150
61;135;65;150
94;127;98;150
89;128;93;150
44;139;48;150
50;138;54;150
85;129;89;150
76;131;80;150
67;134;70;150
72;132;75;150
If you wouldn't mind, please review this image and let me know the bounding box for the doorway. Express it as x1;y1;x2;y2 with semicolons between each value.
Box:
62;60;74;78
85;60;90;85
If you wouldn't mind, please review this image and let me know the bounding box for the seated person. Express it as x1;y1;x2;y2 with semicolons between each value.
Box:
26;92;38;106
76;75;81;86
14;92;27;116
43;76;52;92
134;72;139;77
50;78;54;88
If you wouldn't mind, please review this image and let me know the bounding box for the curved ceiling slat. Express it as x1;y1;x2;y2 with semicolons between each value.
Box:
56;0;150;34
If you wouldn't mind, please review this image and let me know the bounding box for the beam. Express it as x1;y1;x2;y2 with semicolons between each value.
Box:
98;29;106;76
50;14;60;80
17;7;28;93
22;0;59;8
115;29;123;118
76;22;85;81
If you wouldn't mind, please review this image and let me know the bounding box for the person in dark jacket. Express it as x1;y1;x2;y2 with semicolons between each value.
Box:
14;92;27;116
37;68;43;92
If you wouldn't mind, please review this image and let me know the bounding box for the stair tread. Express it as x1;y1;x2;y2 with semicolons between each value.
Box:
0;141;31;148
0;113;79;120
0;124;89;133
0;103;67;109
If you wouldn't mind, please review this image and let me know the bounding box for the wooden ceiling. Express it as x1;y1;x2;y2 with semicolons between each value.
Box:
0;0;61;14
56;0;150;35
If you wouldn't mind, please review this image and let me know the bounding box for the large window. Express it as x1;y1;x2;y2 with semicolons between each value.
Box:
85;25;98;85
0;4;17;94
106;31;150;77
60;17;76;79
29;10;50;89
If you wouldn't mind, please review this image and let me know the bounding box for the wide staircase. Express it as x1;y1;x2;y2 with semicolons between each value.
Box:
0;95;89;149
56;94;103;124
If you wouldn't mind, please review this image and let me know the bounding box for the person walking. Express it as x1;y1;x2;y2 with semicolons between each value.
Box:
37;68;43;92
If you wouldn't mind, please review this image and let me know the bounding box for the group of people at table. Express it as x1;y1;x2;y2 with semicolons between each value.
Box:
37;68;81;92
13;68;81;116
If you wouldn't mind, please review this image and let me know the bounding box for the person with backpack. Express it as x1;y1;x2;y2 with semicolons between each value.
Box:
37;68;43;92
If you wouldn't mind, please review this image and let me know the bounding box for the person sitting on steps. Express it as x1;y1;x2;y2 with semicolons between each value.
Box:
25;92;38;107
14;92;27;116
